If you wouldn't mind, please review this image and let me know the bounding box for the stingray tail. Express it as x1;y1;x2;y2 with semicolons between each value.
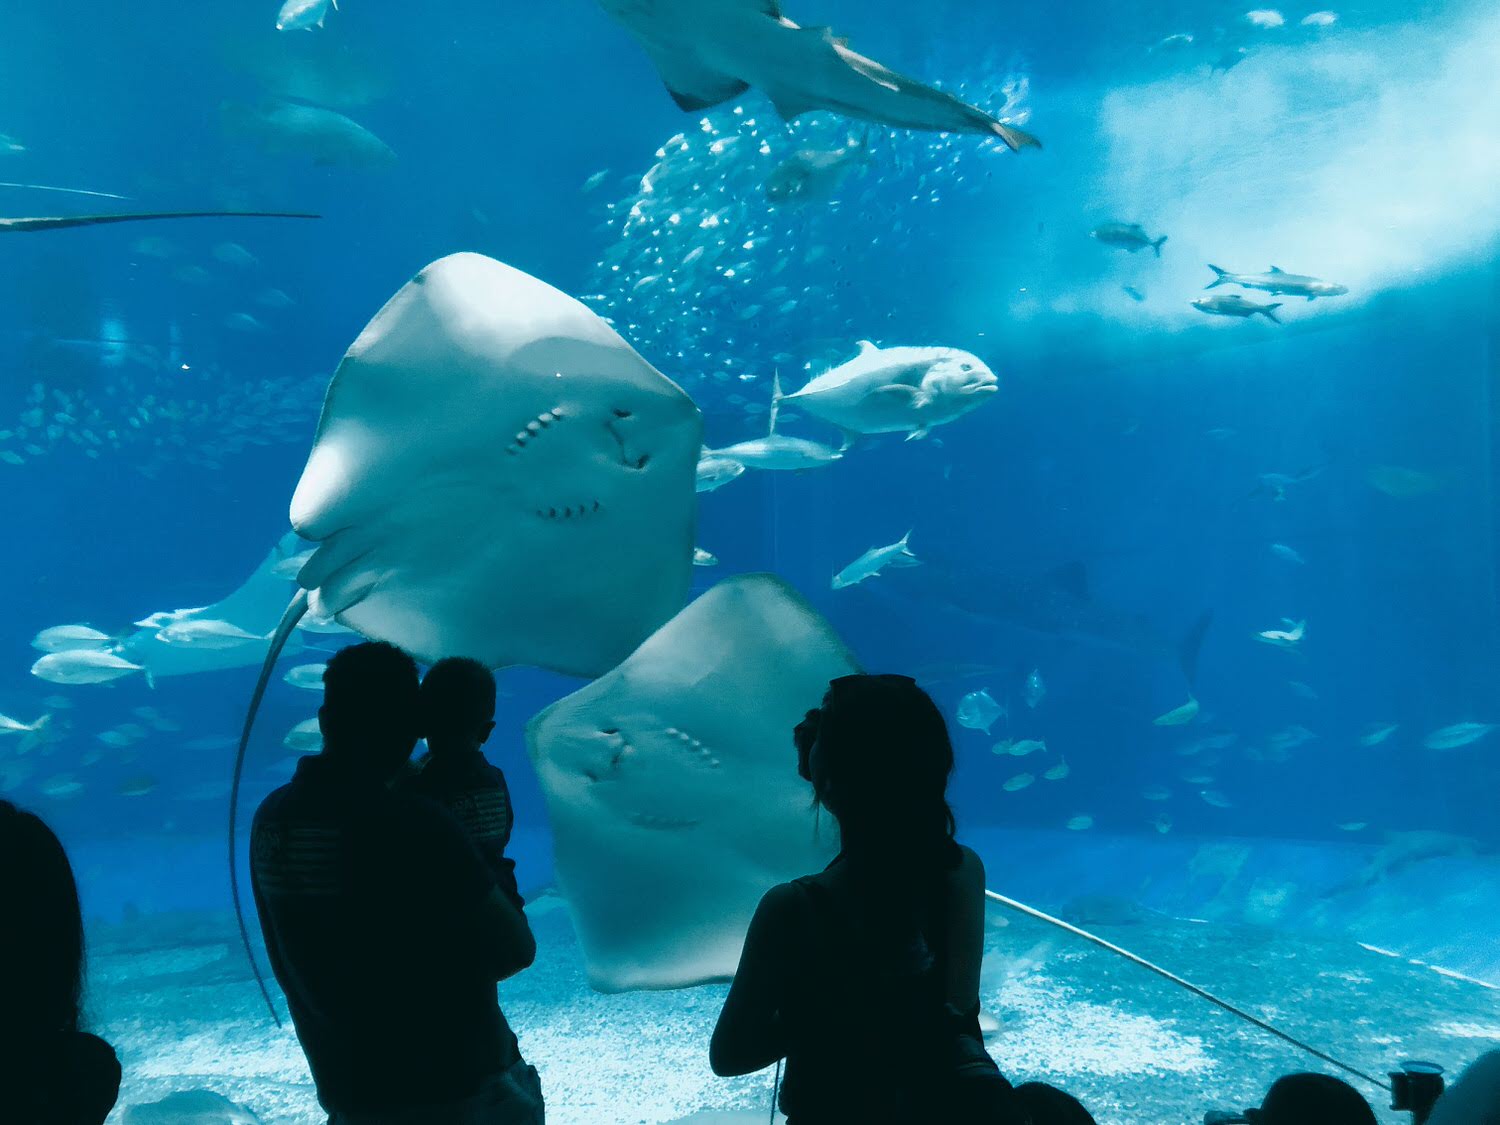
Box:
2;211;320;234
981;889;1389;1092
229;588;310;1029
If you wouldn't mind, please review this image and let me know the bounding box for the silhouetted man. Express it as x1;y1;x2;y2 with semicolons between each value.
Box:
251;642;542;1123
404;658;523;909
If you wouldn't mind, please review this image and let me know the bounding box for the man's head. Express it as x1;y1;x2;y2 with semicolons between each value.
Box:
318;642;421;779
420;657;497;755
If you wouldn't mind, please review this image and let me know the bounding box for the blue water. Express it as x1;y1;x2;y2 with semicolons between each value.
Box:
2;0;1498;1119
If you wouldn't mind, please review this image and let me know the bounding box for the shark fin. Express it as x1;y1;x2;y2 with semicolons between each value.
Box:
1047;561;1090;601
767;83;822;121
904;428;929;441
1205;265;1229;289
1179;611;1214;687
855;339;879;354
637;43;751;112
1269;265;1285;273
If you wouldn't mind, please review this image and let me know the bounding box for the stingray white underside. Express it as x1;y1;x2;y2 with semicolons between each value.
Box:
288;252;703;675
527;574;858;991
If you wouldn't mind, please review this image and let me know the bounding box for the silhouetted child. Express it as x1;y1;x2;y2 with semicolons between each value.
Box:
405;657;524;908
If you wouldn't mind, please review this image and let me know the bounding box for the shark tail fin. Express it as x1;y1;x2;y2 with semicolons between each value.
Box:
1205;265;1229;289
1179;610;1214;688
991;120;1043;153
1152;236;1168;258
1260;303;1283;324
229;588;309;1030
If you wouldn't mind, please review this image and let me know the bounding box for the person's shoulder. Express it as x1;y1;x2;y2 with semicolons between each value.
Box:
757;878;811;920
952;844;985;890
251;780;296;822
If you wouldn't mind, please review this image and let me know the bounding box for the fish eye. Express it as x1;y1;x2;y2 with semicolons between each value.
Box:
960;363;973;372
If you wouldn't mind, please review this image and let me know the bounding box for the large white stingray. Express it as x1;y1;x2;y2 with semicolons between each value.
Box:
527;573;858;992
118;532;306;679
232;251;702;1022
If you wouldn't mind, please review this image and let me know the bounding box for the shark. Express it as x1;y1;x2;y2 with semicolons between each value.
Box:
889;560;1212;685
0;210;318;233
707;374;846;470
596;0;1041;151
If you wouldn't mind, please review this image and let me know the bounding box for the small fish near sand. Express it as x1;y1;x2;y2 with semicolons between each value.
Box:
1090;222;1167;257
1192;294;1283;323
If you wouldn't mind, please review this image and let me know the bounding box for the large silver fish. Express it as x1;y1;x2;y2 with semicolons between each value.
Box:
1205;264;1348;300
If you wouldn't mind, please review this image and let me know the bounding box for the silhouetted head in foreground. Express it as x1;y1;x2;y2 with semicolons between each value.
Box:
0;800;86;1040
420;657;497;757
1246;1073;1378;1125
318;641;421;780
797;673;956;869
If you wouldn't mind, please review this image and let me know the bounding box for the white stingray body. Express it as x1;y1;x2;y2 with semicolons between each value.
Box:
527;574;855;990
289;252;703;675
781;340;999;439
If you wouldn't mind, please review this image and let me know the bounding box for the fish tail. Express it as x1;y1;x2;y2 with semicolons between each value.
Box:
1152;236;1168;258
990;120;1042;153
1205;265;1229;289
1260;303;1283;324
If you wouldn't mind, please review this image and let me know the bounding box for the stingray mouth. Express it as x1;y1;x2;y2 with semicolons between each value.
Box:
604;407;652;471
580;727;633;782
629;812;702;831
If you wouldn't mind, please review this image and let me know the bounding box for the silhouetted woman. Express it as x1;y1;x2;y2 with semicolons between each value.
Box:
0;801;121;1125
710;674;1015;1124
